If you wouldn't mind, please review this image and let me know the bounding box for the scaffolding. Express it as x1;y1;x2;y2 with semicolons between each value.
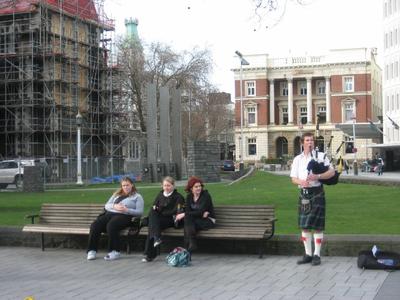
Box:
0;0;129;182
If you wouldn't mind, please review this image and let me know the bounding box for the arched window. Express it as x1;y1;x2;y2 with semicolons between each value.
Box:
276;137;288;158
294;136;302;156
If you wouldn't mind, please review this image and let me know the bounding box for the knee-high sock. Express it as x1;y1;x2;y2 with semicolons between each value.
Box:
313;232;324;256
301;231;312;256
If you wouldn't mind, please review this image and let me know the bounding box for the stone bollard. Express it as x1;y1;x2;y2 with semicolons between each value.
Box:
23;166;44;192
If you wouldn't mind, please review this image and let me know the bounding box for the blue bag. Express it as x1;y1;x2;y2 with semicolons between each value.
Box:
166;247;190;267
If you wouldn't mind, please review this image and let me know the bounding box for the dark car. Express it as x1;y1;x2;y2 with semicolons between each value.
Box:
222;160;235;171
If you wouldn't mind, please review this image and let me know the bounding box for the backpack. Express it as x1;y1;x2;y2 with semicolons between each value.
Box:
357;247;400;270
166;247;191;267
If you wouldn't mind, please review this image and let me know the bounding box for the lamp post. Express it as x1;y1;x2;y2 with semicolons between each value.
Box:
76;112;83;185
352;114;358;176
235;50;250;172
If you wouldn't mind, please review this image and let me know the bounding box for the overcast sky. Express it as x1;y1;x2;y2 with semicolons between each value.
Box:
104;0;383;98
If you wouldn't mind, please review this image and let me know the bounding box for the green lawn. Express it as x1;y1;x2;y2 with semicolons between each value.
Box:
1;171;399;234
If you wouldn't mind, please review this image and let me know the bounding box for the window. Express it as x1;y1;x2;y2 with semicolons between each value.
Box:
390;31;393;47
343;102;355;122
280;82;288;96
248;138;257;155
128;140;140;159
392;95;395;111
246;81;255;96
281;107;288;125
299;81;307;96
391;63;394;79
385;33;388;49
386;96;390;111
316;80;325;95
343;76;354;92
299;107;307;124
385;64;389;80
317;106;326;124
247;106;256;125
396;61;399;78
397;94;399;110
345;136;354;154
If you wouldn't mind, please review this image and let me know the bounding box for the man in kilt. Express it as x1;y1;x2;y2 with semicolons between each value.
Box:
290;132;335;266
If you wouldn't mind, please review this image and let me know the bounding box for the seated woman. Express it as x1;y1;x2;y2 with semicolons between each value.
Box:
142;176;185;262
86;177;144;261
175;176;216;254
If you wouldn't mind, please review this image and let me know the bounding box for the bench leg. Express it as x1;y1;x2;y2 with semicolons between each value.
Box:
41;233;45;251
126;237;131;254
258;239;264;259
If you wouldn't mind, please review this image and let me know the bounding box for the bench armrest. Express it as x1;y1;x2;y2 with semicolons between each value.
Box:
128;217;141;236
25;214;39;224
266;217;278;223
263;217;278;240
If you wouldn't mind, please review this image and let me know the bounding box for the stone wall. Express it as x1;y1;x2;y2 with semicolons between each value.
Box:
187;140;220;182
2;227;400;257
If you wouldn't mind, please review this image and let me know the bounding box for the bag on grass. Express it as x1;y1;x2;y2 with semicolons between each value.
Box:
166;247;190;267
357;245;400;270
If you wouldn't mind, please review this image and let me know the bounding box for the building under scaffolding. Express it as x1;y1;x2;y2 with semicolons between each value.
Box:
0;0;134;182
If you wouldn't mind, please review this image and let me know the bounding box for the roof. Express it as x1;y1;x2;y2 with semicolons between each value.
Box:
0;0;98;23
366;143;400;149
335;122;383;139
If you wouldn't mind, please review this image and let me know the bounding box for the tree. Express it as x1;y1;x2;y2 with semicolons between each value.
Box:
117;38;213;134
252;0;313;29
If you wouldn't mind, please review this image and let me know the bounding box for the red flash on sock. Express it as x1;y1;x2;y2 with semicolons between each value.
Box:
315;238;323;244
300;236;307;242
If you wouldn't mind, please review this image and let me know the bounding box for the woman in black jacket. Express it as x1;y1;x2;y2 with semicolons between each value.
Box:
175;176;215;253
142;176;184;262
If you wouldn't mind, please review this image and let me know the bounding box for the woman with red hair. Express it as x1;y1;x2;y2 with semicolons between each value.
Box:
175;176;215;254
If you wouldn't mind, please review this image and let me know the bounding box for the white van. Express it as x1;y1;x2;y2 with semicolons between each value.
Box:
0;159;36;189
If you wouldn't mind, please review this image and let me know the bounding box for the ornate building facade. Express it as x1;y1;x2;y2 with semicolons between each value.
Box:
381;0;400;170
233;48;382;164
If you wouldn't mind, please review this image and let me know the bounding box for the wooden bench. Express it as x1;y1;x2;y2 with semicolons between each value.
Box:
22;203;140;252
139;205;277;258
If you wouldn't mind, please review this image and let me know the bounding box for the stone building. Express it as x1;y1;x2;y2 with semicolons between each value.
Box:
0;0;130;181
233;48;382;164
379;0;400;170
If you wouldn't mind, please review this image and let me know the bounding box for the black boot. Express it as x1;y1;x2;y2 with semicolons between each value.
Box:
297;255;312;265
188;238;197;252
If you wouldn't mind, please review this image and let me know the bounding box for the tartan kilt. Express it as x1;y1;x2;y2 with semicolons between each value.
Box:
298;187;326;231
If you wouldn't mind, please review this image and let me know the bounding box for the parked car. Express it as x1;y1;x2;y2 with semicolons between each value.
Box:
222;160;235;171
0;159;36;189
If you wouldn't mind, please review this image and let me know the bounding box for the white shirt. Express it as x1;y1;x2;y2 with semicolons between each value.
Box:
290;150;332;188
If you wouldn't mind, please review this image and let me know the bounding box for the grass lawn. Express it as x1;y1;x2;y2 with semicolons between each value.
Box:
0;171;399;234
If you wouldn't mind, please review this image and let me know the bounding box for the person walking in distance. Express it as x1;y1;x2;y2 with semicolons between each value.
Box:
290;132;335;266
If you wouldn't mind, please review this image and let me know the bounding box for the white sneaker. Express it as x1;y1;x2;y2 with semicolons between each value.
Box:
87;250;96;260
104;250;121;261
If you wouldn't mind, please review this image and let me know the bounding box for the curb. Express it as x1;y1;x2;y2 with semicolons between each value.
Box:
1;226;399;257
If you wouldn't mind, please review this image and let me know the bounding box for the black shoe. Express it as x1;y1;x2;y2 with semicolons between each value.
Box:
311;255;321;266
297;255;313;265
141;256;154;263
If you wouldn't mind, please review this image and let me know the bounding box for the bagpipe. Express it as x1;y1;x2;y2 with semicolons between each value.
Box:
306;147;340;185
307;117;342;185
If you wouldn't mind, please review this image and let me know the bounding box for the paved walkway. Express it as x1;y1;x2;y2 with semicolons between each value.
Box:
0;247;397;300
271;170;400;183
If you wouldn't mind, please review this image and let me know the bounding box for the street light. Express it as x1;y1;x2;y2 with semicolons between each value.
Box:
352;114;358;176
235;50;249;172
76;112;83;185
